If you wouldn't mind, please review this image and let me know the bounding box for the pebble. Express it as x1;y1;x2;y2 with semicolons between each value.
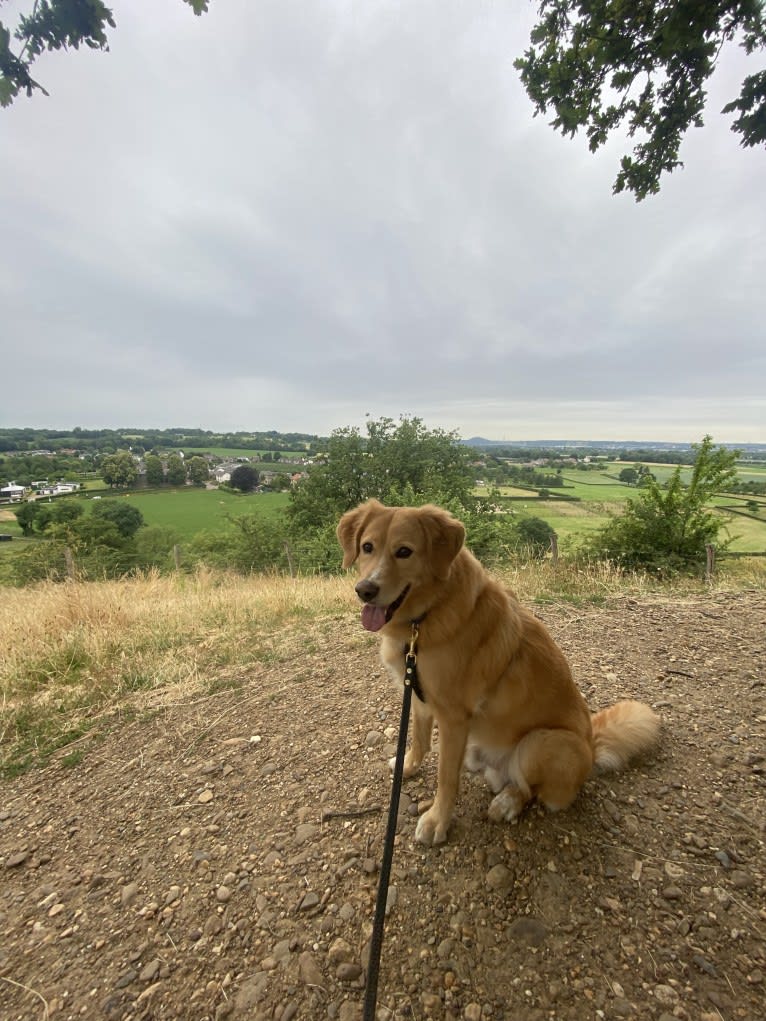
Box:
662;884;683;900
337;963;363;981
216;885;232;903
198;789;214;804
295;823;321;845
730;870;754;889
120;882;139;906
385;885;398;915
300;891;320;911
328;937;354;965
139;959;161;982
464;1005;482;1021
298;951;325;987
485;864;513;892
5;850;30;868
653;984;679;1007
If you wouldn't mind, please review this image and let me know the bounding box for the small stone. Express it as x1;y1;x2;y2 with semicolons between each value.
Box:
485;864;513;892
295;823;321;844
653;984;679;1007
730;870;754;889
198;789;214;804
365;730;385;747
115;969;137;989
165;885;181;905
121;882;139;906
216;885;232;903
662;885;683;900
385;885;398;915
337;963;363;981
5;850;30;868
328;938;354;966
693;954;718;977
437;938;456;961
300;891;320;911
298;951;325;987
139;959;161;983
464;1005;482;1021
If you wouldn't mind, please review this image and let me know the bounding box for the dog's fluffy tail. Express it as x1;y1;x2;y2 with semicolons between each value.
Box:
591;700;660;772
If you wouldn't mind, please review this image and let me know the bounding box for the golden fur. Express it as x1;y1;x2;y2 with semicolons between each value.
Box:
338;500;660;845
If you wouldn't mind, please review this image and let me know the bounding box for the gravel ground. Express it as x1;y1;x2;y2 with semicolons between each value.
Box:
1;590;765;1021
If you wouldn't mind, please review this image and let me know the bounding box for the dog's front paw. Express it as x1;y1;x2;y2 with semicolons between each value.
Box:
388;751;422;778
414;806;450;846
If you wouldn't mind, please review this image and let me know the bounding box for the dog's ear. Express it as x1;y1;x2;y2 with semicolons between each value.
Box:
419;506;465;579
337;500;384;568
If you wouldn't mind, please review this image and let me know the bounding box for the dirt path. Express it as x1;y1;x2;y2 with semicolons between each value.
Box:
1;591;764;1021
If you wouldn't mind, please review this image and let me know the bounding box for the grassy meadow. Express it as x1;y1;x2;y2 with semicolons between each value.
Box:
104;487;290;539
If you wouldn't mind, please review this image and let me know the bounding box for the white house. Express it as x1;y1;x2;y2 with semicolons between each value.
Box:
0;482;26;502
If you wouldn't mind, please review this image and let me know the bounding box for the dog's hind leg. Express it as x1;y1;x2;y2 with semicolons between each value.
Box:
487;729;592;822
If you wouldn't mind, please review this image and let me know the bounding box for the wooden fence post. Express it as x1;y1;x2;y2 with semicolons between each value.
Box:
284;542;295;578
173;544;182;571
705;544;716;583
550;532;559;566
64;546;76;581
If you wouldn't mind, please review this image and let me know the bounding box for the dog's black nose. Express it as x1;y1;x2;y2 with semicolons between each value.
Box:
355;578;379;603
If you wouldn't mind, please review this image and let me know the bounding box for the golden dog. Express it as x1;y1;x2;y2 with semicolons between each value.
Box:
338;500;660;846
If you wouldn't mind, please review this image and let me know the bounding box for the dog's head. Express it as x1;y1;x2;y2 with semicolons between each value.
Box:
337;500;465;632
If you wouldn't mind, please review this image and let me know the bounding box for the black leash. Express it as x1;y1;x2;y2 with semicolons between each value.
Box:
362;623;420;1021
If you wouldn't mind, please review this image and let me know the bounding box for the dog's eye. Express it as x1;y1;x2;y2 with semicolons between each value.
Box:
395;546;413;559
361;541;373;554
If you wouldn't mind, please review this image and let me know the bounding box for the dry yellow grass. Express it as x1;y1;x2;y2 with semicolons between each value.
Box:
2;559;764;775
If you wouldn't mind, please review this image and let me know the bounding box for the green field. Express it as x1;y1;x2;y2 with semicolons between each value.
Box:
92;488;290;539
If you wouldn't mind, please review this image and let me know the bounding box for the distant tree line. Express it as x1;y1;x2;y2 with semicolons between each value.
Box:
0;426;322;455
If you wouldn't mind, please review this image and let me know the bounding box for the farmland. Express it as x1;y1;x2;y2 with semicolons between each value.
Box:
2;460;765;574
484;462;766;554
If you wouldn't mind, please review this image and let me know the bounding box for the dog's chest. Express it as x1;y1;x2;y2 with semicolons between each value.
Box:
379;638;462;704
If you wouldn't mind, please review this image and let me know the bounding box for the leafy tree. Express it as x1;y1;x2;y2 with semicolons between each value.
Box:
101;450;138;488
516;1;766;199
187;455;210;487
1;0;209;108
516;515;556;557
34;498;84;532
288;416;473;532
144;453;164;487
13;500;40;535
165;453;186;486
230;464;259;492
619;467;640;485
589;435;739;572
90;498;144;538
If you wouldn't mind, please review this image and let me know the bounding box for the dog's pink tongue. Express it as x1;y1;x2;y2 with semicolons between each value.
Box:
361;604;387;632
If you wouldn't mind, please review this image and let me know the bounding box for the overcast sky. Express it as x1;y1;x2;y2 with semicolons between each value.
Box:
1;0;764;443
